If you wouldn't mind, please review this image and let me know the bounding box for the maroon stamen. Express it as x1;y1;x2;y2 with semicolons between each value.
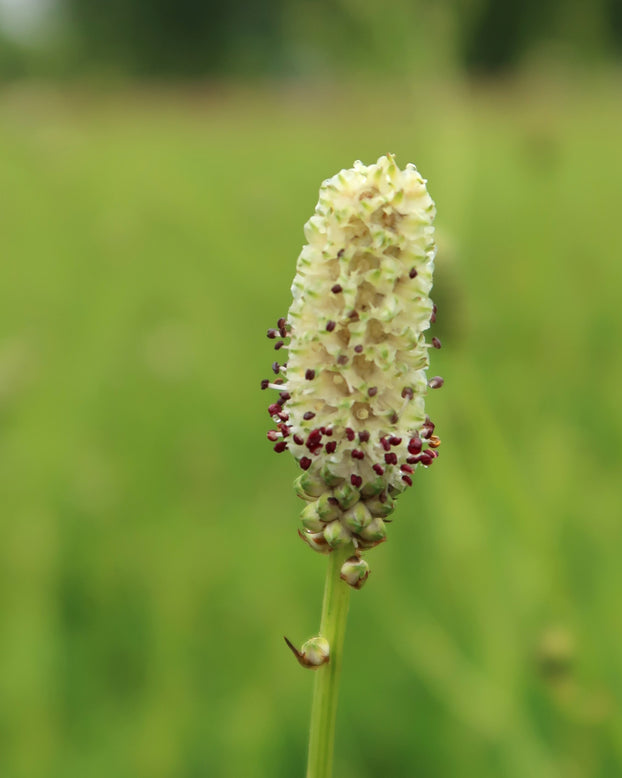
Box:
267;329;278;339
303;411;316;421
429;376;444;389
348;310;359;321
351;474;363;488
384;452;398;465
400;464;414;474
354;345;363;353
401;387;413;400
261;379;269;390
274;441;288;453
368;386;378;397
323;427;333;437
380;437;391;452
331;284;343;294
305;369;316;380
351;450;365;460
337;355;348;365
326;320;336;332
372;464;384;476
408;436;422;454
337;248;345;258
268;403;281;416
389;436;402;446
277;317;287;330
402;475;413;487
345;428;355;441
432;337;442;349
409;267;418;279
325;440;337;454
274;340;285;350
267;430;279;441
272;361;280;375
279;391;291;402
359;430;370;443
300;457;312;470
293;434;304;446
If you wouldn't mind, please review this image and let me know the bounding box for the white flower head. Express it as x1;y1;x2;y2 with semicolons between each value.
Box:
263;155;442;568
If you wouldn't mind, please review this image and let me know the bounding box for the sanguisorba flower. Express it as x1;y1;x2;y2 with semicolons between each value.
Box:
263;154;442;585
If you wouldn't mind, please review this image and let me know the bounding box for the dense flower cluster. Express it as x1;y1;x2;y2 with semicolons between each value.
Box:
262;155;442;586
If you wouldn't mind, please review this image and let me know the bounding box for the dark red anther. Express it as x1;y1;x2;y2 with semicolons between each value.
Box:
337;248;345;258
406;456;419;464
293;434;304;446
277;412;289;422
400;464;414;474
430;304;437;324
401;387;413;400
402;475;413;487
380;437;391;451
432;337;441;349
359;430;370;443
300;457;312;470
274;340;285;350
389;412;399;424
261;379;269;390
267;430;279;441
372;464;384;476
323;427;333;436
274;441;288;453
306;430;322;451
267;329;278;339
419;451;434;466
368;386;378;397
303;411;316;421
429;376;444;389
351;450;365;460
274;378;284;385
305;369;316;380
325;440;337;454
277;423;290;436
326;320;336;332
279;391;291;402
354;345;363;354
408;436;422;454
389;436;402;446
272;361;280;375
421;418;435;439
331;284;343;294
351;474;363;488
384;452;398;465
337;355;348;365
268;403;281;416
345;428;355;441
277;317;287;330
348;310;360;321
409;267;418;279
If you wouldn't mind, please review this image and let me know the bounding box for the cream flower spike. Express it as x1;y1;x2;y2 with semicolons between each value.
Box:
263;154;442;585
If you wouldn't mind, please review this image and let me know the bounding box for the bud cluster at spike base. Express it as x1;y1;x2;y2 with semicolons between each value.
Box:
262;155;443;587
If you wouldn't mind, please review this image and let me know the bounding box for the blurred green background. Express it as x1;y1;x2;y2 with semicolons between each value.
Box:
1;2;621;777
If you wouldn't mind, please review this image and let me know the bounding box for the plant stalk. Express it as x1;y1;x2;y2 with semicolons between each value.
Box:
306;545;352;778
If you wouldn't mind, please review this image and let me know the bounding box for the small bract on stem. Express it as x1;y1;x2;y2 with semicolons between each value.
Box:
262;154;442;778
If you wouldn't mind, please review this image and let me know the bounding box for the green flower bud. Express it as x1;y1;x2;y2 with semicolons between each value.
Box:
360;476;386;498
342;502;373;533
364;493;395;518
301;636;330;667
316;492;342;522
358;517;387;544
333;482;360;510
300;502;325;532
323;520;351;548
294;472;327;500
298;528;332;554
340;556;371;590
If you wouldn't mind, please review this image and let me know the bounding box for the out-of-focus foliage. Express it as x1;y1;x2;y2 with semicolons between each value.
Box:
1;0;621;79
0;75;621;778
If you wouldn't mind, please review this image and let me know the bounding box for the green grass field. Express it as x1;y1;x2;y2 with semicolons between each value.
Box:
1;76;621;778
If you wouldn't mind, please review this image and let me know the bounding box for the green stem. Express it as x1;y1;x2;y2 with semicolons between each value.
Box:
306;545;352;778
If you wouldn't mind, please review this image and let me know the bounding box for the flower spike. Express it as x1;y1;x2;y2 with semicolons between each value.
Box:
264;154;440;579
